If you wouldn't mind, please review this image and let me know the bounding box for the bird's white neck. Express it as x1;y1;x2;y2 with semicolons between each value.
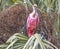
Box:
29;6;38;19
32;6;36;12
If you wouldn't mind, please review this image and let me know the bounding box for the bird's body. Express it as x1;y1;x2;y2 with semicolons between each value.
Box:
26;6;39;37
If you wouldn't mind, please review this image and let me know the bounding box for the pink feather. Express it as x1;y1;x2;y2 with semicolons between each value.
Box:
26;6;39;37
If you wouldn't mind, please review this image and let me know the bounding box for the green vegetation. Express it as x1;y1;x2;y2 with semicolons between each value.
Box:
0;0;60;49
0;33;58;49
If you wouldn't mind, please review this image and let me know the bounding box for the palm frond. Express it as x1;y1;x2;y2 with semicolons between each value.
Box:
0;33;58;49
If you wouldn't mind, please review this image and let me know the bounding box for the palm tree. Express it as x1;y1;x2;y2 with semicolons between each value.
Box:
0;33;58;49
0;0;59;49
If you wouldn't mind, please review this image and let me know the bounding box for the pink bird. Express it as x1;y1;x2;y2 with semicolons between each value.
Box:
26;4;39;37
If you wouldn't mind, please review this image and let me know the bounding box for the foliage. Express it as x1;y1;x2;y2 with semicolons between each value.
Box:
0;0;59;48
0;33;28;49
0;33;58;49
0;0;23;11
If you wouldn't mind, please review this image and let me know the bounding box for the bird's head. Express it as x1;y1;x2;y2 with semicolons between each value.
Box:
34;4;37;7
33;4;37;9
32;4;37;12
